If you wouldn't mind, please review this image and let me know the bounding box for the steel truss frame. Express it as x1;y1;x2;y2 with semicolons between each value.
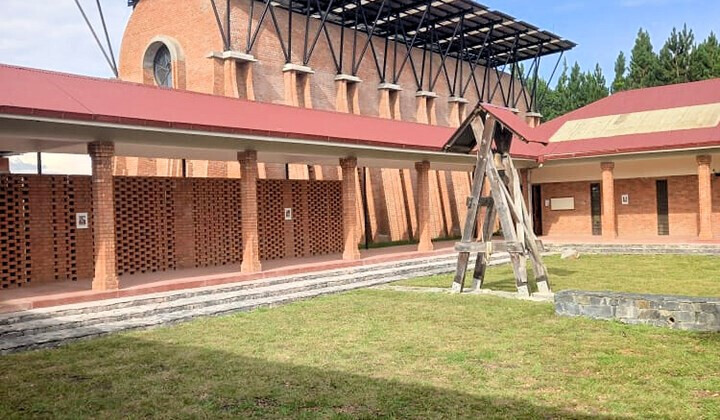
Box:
130;0;574;111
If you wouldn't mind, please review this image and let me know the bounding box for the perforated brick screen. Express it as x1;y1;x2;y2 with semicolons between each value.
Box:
0;175;92;288
114;177;177;275
191;178;243;267
258;180;343;260
1;175;343;289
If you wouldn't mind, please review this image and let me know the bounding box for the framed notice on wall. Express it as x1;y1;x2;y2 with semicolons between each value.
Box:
284;208;292;220
76;213;89;229
550;197;575;211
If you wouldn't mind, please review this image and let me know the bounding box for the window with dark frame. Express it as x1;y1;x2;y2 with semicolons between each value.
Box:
153;45;172;88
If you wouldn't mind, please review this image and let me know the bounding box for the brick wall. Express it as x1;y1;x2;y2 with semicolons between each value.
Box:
539;175;716;239
0;175;343;289
257;179;343;260
540;181;594;237
615;177;659;237
116;0;511;246
0;175;93;289
667;175;700;237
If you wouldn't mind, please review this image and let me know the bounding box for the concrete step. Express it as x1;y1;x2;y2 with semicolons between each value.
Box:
0;252;507;354
0;252;467;327
0;258;460;339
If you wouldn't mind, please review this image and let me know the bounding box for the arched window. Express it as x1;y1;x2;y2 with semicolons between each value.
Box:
153;45;172;88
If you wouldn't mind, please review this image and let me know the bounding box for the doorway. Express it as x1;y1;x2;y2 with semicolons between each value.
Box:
656;179;669;235
590;183;602;236
531;184;543;236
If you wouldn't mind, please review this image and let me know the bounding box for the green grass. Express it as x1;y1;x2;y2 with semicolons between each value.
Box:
2;287;720;418
395;254;720;296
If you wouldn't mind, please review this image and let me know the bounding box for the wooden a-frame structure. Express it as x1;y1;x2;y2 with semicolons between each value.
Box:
444;104;550;297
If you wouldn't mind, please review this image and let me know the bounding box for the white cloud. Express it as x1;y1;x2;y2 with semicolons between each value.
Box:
1;1;129;175
0;0;131;77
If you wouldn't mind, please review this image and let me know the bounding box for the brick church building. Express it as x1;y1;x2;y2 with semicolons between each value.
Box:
0;0;717;295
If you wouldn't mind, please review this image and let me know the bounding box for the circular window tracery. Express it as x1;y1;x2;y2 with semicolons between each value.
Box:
153;45;172;88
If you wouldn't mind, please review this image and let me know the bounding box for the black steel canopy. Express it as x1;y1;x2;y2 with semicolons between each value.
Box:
288;0;576;67
127;0;574;110
129;0;574;67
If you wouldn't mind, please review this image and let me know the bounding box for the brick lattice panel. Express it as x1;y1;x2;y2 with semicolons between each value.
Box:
258;180;286;260
1;174;345;290
114;177;176;275
45;176;91;282
290;182;308;258
0;175;31;288
0;175;92;289
191;178;242;267
306;181;343;256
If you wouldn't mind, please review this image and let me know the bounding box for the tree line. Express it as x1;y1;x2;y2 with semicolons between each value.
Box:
534;26;720;121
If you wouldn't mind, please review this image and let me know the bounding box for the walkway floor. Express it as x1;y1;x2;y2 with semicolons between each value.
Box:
0;242;455;313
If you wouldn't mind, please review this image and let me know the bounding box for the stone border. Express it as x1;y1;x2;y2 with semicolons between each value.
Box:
555;290;720;331
544;243;720;256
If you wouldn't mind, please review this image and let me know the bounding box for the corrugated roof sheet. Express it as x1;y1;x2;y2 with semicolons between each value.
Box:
0;64;454;152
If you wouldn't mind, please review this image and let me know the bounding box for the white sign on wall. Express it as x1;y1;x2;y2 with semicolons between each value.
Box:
76;213;89;229
284;208;293;220
621;194;630;205
550;197;575;211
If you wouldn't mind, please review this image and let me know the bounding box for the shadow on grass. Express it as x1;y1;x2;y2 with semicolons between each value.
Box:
3;335;622;419
548;267;577;277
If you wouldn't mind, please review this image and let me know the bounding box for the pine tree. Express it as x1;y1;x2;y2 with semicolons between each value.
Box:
628;29;661;89
612;51;627;93
566;62;584;111
587;64;610;102
538;60;569;121
690;32;720;80
658;24;695;84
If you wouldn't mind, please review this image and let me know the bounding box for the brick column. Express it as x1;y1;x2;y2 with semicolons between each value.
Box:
378;83;402;120
697;155;713;240
340;157;361;260
525;112;543;128
415;96;428;124
415;91;438;125
239;150;262;272
283;70;299;107
283;64;314;108
335;79;349;113
601;162;617;239
0;157;9;173
448;97;469;128
88;141;119;291
415;161;434;252
334;74;361;113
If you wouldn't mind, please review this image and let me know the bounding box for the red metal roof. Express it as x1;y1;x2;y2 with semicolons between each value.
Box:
534;79;720;160
1;63;718;162
481;104;547;145
0;64;455;152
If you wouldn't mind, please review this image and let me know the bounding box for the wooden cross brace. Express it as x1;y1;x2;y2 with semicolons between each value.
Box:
451;113;550;297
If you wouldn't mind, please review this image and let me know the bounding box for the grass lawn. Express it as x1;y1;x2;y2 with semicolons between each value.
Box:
1;285;719;418
394;254;720;297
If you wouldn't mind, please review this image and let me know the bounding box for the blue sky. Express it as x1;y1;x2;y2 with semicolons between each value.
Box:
500;0;720;81
0;0;718;84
